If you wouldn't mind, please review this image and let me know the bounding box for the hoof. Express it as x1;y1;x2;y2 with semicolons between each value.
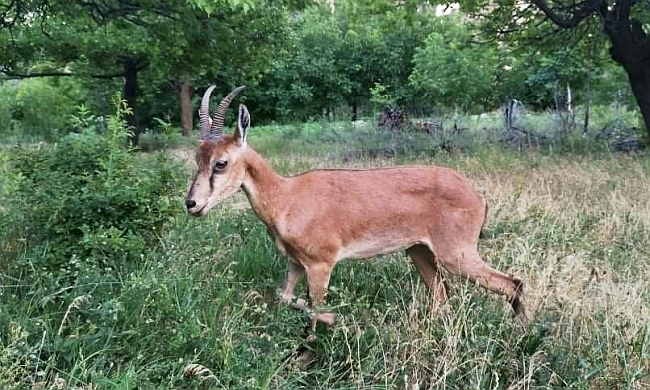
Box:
307;312;337;331
293;347;314;369
292;298;308;310
316;312;337;326
276;287;296;305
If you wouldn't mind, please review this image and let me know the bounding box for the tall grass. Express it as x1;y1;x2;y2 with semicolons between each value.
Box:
1;121;649;389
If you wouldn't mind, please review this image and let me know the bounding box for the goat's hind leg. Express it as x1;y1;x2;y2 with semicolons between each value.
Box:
407;244;450;311
435;245;528;324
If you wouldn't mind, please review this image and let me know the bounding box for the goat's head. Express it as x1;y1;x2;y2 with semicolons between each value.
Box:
185;85;250;216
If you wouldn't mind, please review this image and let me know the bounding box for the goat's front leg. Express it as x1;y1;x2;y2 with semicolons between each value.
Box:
277;261;308;310
305;262;336;330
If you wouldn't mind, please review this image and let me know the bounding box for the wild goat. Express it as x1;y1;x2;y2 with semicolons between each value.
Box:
186;85;528;329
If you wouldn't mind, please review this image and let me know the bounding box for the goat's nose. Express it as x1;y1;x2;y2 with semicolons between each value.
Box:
185;199;196;209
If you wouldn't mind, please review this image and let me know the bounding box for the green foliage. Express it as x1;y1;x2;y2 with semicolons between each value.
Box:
0;97;189;386
69;103;102;134
0;148;22;260
0;83;14;131
191;0;265;14
2;122;649;388
0;78;84;142
1;0;293;142
410;15;499;112
2;0;641;135
369;82;396;108
3;96;185;285
252;5;435;121
138;117;193;152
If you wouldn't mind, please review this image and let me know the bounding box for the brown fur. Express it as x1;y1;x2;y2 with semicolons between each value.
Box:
187;127;528;328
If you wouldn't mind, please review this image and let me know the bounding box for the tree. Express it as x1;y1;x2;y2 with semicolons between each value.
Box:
1;1;179;143
410;15;499;112
469;0;650;138
0;0;292;143
252;3;436;121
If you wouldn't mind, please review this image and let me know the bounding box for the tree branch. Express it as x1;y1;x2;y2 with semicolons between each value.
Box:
530;0;603;28
1;70;75;78
0;0;20;28
0;69;126;79
123;14;150;27
77;0;107;25
90;71;127;79
73;0;182;26
615;0;632;25
0;0;17;19
40;11;54;40
151;7;181;21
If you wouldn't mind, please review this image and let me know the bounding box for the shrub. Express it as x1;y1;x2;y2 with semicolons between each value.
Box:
0;78;84;142
138;117;191;152
3;96;185;285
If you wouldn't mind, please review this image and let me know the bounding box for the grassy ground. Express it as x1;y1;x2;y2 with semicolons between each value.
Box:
1;121;649;389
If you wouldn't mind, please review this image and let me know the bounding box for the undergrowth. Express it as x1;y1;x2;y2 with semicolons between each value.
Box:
1;114;649;389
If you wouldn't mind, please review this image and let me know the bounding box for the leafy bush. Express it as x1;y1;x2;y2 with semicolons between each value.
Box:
0;83;15;131
0;149;22;262
0;78;84;142
137;117;192;152
3;96;185;285
410;15;498;112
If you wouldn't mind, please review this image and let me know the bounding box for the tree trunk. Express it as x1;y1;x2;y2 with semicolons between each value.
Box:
528;0;650;140
180;81;194;136
628;73;650;140
566;83;575;132
601;10;650;140
123;59;140;145
611;35;650;138
553;82;569;136
504;99;518;132
583;72;590;135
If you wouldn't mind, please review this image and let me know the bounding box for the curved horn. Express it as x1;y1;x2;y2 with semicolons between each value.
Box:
209;85;245;136
199;85;217;137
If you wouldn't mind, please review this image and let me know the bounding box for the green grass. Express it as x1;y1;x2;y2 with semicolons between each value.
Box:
1;121;650;389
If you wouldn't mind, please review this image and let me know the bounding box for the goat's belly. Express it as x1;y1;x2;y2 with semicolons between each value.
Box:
337;235;424;260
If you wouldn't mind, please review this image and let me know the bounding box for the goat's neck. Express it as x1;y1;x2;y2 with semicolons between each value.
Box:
241;147;286;228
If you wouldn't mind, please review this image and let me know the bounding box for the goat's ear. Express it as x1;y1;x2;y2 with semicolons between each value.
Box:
236;104;250;147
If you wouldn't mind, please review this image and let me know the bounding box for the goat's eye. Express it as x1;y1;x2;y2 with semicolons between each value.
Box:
213;160;228;172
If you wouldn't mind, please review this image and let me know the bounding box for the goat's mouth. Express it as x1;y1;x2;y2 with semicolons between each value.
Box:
188;205;207;217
